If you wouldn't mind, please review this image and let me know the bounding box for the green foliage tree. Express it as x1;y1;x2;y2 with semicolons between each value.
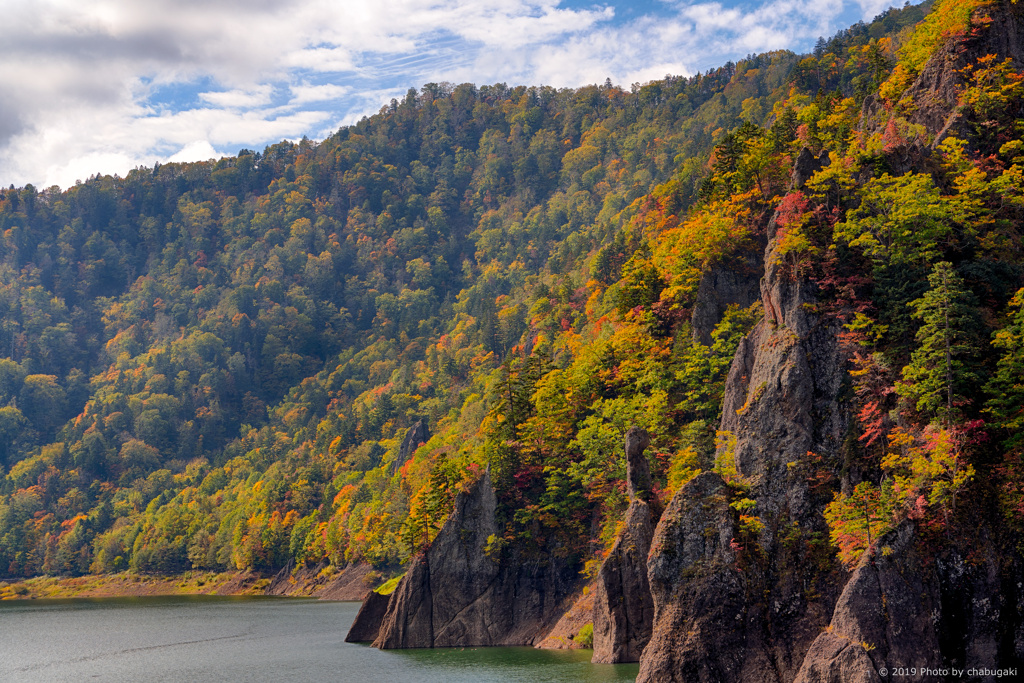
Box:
834;173;952;268
675;302;762;420
986;287;1024;449
896;262;982;422
0;406;26;465
18;374;67;438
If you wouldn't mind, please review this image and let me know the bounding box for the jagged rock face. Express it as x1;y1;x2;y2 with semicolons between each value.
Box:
794;524;943;682
637;472;748;682
592;427;655;664
624;426;652;501
860;1;1024;147
373;469;580;649
722;221;848;531
793;521;1024;680
592;500;654;663
639;151;849;681
345;590;392;643
791;147;829;190
374;470;499;648
691;253;763;347
391;420;430;473
373;540;440;648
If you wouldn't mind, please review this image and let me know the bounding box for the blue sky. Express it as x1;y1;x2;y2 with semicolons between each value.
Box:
1;0;903;189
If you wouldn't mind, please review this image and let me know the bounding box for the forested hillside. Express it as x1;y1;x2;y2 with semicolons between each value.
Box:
5;0;1023;595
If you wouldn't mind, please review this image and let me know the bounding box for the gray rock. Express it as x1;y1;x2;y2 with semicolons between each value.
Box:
374;470;498;648
373;468;580;649
624;427;652;502
346;589;393;643
391;420;430;473
592;500;654;663
720;219;848;533
790;147;829;189
637;472;748;682
793;523;942;682
592;428;655;664
691;253;762;347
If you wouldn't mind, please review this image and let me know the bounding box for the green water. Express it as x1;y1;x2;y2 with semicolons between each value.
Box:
0;595;639;682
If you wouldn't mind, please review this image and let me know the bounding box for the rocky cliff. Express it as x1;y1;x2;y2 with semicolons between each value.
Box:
637;5;1024;680
792;522;941;682
371;468;580;648
691;254;763;347
345;589;392;643
591;427;656;664
615;151;822;681
344;4;1024;673
391;420;430;474
794;520;1024;681
639;471;747;680
638;167;848;679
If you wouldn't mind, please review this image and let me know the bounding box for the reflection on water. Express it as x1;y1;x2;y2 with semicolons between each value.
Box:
0;595;639;683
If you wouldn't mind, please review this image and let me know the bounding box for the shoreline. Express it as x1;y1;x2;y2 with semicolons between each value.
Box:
0;561;382;602
0;570;271;601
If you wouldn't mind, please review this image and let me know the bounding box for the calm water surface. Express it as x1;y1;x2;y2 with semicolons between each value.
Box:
0;595;639;682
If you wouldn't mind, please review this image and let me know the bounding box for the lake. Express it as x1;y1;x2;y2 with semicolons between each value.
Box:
0;595;639;682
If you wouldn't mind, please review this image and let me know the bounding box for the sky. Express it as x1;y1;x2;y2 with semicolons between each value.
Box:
1;0;904;190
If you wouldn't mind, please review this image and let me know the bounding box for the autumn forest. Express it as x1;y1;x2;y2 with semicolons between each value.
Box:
1;0;1023;626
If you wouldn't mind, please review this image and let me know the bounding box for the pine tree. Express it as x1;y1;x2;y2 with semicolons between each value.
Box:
813;36;827;58
985;289;1024;539
897;262;981;423
986;288;1024;450
485;353;547;489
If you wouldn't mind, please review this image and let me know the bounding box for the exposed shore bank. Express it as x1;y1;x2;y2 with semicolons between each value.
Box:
0;562;381;601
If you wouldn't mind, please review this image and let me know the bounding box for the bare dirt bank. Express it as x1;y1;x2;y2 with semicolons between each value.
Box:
0;562;381;601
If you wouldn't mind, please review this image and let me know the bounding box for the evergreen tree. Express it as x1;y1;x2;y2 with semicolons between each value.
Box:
985;288;1024;450
813;36;828;58
897;262;981;423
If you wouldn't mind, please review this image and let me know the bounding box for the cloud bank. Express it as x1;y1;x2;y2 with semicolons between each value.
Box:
1;0;904;188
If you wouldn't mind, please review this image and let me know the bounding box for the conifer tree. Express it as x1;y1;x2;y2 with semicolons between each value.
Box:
986;288;1024;450
897;262;981;423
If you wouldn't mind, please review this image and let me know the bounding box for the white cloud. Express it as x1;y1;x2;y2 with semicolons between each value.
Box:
0;0;907;188
199;86;274;109
289;84;350;105
285;47;357;73
42;152;141;191
168;140;222;163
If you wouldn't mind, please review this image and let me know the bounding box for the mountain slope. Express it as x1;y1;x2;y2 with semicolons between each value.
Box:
1;15;1023;683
